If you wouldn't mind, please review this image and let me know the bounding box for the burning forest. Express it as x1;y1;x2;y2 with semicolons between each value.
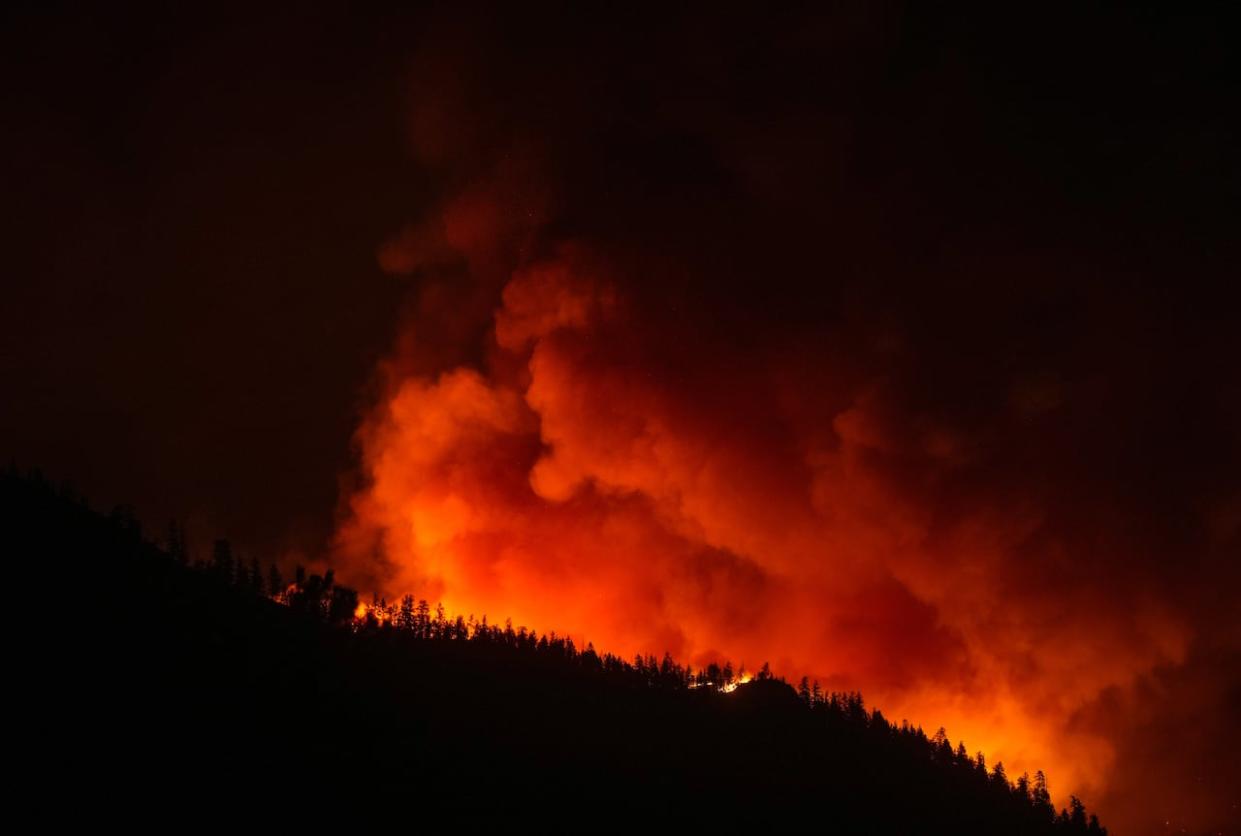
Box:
4;4;1237;833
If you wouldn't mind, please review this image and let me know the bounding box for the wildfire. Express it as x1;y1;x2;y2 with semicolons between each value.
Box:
343;594;762;695
353;601;394;626
327;138;1211;827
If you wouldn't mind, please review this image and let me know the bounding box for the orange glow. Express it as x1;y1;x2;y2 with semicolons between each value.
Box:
334;244;1194;818
353;601;395;626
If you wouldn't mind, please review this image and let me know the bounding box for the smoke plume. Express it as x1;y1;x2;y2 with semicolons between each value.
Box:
335;7;1239;833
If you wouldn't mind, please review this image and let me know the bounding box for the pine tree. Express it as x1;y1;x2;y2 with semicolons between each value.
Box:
212;539;234;582
268;563;283;598
397;595;415;630
416;600;431;638
1032;770;1054;821
1069;796;1087;828
249;558;263;595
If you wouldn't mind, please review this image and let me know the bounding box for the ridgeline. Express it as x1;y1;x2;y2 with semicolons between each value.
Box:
9;468;1105;833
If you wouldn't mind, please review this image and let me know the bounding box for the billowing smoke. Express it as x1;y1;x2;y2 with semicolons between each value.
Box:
335;7;1239;833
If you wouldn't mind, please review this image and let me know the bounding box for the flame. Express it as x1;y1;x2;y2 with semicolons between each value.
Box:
720;673;753;694
353;601;394;626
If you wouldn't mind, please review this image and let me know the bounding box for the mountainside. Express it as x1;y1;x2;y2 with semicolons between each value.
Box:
10;468;1106;832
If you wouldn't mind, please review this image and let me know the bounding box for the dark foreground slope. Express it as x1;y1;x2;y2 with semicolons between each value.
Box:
9;469;1105;833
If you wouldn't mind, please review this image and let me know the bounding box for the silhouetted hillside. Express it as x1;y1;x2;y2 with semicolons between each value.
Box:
9;467;1106;832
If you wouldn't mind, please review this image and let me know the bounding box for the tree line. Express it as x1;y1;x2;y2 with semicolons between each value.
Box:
194;524;1105;834
8;464;1107;833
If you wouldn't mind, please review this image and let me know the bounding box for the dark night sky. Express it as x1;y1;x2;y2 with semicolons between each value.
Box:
3;5;421;556
2;5;1237;833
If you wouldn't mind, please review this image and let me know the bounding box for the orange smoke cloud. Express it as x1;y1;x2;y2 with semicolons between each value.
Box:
336;239;1195;816
333;9;1240;832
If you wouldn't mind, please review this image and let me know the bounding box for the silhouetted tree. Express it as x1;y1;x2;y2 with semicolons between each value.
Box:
328;585;358;624
1068;796;1087;828
797;676;812;704
249;558;263;596
268;563;283;598
416;599;431;638
212;539;234;581
1032;770;1054;822
397;595;415;630
166;519;187;563
1016;771;1031;801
